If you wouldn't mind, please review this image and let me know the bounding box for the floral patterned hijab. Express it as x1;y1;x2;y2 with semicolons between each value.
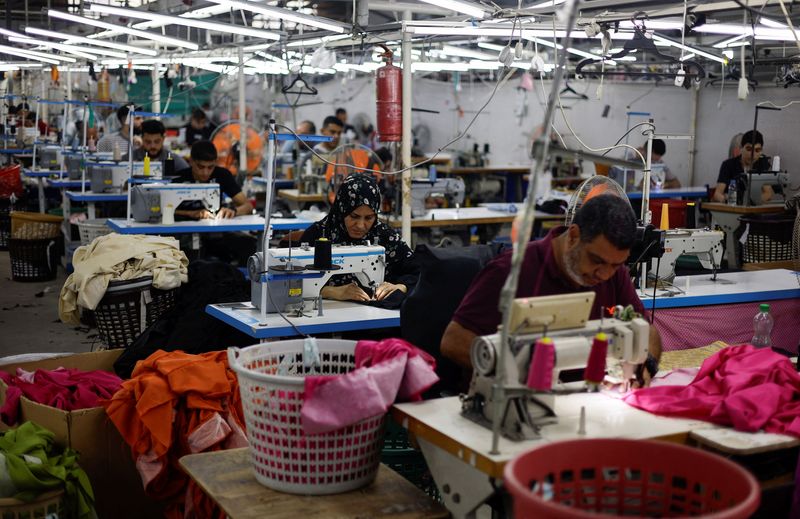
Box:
316;173;412;266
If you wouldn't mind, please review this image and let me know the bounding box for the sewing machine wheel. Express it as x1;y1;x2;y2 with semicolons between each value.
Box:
247;254;263;281
270;264;306;273
471;336;497;376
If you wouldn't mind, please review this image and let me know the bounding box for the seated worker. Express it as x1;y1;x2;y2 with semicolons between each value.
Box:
125;119;189;172
280;119;316;156
441;194;661;382
712;130;775;204
173;140;252;219
299;173;417;302
335;107;358;143
97;105;143;154
184;108;217;146
609;139;680;191
315;115;343;154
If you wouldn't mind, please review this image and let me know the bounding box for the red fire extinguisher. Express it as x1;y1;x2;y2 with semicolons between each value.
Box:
376;44;402;142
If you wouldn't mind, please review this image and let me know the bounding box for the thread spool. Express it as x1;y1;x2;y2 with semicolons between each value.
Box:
659;202;670;230
164;154;175;177
312;238;333;270
584;332;608;385
526;337;555;391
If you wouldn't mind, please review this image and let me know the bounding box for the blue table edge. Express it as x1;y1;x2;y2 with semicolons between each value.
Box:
643;288;800;309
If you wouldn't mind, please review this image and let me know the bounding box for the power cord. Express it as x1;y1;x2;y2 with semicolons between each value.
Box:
266;284;310;338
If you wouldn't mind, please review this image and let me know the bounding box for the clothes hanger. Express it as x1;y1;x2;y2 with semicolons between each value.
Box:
559;80;589;100
281;73;318;96
575;12;706;85
706;64;758;89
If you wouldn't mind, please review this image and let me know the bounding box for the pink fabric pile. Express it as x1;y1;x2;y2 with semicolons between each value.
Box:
625;344;800;436
0;367;122;425
301;338;439;434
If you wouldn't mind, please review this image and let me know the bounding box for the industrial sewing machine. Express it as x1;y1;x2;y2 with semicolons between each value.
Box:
410;177;466;217
461;291;649;441
654;228;724;283
248;244;386;312
130;183;220;224
37;146;62;170
89;164;128;193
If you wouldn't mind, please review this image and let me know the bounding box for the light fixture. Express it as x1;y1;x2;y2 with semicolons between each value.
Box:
0;44;64;64
47;10;199;50
417;0;488;19
206;0;348;33
526;0;566;10
24;27;159;56
650;34;726;63
87;4;280;41
758;18;787;29
712;34;750;48
0;62;43;71
412;62;470;72
441;44;497;60
285;34;351;48
8;36;103;60
692;24;751;36
619;19;684;30
679;53;696;61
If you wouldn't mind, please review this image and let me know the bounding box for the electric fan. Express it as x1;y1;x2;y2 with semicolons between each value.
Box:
210;120;264;176
565;175;630;226
319;143;384;205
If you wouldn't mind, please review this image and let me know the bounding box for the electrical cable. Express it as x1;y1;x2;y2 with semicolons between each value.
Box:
600;121;656;157
651;255;660;324
266;281;310;338
274;67;516;177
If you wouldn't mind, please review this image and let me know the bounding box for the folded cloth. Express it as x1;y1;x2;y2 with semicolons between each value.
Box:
0;421;95;519
0;368;122;426
625;344;800;436
59;233;188;324
103;350;246;519
301;338;438;435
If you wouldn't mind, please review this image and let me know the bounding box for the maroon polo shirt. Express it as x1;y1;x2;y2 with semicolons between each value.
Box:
452;227;645;336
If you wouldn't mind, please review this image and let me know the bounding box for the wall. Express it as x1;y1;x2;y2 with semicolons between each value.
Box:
288;73;800;191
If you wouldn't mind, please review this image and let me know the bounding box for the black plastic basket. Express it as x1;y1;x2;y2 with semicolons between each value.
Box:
92;277;180;349
0;197;24;250
381;420;440;500
8;237;61;282
739;214;795;263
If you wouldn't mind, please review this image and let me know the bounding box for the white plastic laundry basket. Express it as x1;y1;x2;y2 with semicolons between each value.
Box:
228;339;386;495
77;219;112;245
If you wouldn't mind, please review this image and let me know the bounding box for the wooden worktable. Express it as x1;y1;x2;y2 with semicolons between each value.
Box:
437;165;530;175
277;189;326;203
701;202;788;214
180;448;449;519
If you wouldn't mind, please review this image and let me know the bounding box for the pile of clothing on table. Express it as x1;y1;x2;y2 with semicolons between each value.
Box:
0;366;122;426
59;233;188;325
0;421;95;519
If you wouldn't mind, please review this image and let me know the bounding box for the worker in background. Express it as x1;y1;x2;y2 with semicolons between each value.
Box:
97;106;143;154
173;140;252;219
280;119;316;156
125;119;189;172
183;108;217;146
17;103;48;136
299;173;417;303
441;194;661;384
712;130;774;204
609;139;680;191
315;116;343;153
335;108;358;143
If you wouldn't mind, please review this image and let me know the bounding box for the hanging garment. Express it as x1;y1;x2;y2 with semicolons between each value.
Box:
103;350;246;519
301;338;438;435
625;345;800;436
60;233;188;324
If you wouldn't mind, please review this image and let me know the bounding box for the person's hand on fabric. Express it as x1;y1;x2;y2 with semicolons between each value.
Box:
374;282;407;301
190;209;213;220
321;282;370;302
215;207;236;219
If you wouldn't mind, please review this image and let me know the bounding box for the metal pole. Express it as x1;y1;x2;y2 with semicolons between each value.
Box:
401;11;412;245
687;86;698;186
126;104;134;221
151;62;161;114
238;46;248;178
260;119;277;324
489;0;580;455
640;119;654;223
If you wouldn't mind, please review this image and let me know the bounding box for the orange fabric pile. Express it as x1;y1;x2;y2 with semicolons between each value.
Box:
103;350;247;519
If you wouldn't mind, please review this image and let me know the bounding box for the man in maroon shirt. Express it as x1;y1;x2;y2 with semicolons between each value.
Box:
441;194;661;378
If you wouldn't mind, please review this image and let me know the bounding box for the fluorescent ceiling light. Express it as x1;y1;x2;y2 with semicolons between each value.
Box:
244;43;277;52
286;34;351;48
0;44;64;64
418;0;488;19
619;19;684;30
206;0;348;33
0;62;43;71
679;53;696;61
412;61;470;72
47;10;199;50
441;44;496;60
693;24;751;36
713;34;749;48
759;18;787;29
527;0;565;10
651;34;726;63
24;27;159;56
87;4;280;41
8;36;101;60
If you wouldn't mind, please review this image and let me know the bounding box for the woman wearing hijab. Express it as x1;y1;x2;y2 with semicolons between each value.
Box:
300;173;418;303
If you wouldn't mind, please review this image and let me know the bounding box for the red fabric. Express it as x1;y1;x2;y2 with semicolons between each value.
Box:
625;345;800;436
354;338;437;400
0;368;121;425
102;350;246;519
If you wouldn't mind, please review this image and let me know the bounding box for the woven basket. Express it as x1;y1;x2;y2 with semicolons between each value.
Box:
10;212;62;240
92;277;180;349
0;490;64;519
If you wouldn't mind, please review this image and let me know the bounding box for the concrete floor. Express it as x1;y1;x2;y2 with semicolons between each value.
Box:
0;250;95;357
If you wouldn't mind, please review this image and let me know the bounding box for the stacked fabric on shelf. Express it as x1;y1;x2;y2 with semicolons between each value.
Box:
0;421;95;519
103;350;247;519
59;233;188;325
0;367;122;426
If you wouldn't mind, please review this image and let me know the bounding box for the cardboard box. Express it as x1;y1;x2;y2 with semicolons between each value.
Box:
0;350;163;519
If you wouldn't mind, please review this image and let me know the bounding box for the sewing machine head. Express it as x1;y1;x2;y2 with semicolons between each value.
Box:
655;228;724;283
410;177;466;217
38;146;62;171
89;163;128;193
249;244;386;312
462;292;650;441
130;183;220;224
740;171;791;206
